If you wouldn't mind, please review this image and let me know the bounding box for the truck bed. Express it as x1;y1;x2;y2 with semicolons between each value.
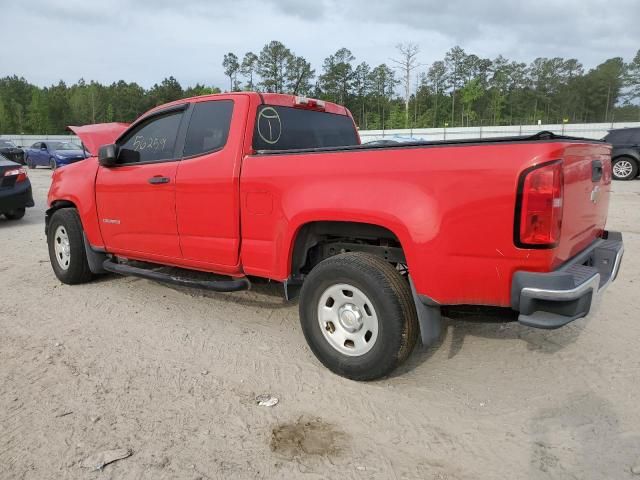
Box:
241;133;612;307
255;131;606;155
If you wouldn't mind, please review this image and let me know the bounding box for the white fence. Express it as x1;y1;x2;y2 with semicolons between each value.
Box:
0;134;80;148
358;122;640;143
2;121;640;148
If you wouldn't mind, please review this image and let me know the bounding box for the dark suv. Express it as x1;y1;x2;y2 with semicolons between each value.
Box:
604;127;640;180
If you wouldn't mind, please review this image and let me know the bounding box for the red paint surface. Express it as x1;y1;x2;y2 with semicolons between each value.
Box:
50;93;612;307
68;123;130;155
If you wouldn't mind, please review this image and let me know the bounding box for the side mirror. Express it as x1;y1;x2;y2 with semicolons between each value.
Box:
98;144;119;167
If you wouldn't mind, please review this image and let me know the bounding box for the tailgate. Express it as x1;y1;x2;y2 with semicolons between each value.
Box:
554;142;612;266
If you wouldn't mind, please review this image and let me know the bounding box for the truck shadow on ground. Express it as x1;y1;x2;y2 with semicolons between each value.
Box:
394;315;586;377
166;276;293;310
160;274;587;376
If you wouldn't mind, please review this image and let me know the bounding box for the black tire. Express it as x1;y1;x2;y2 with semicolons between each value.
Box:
47;208;93;284
49;158;57;170
26;156;35;169
299;252;418;381
4;208;26;220
612;156;638;181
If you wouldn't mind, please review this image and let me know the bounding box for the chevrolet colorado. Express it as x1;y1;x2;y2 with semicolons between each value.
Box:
46;92;624;380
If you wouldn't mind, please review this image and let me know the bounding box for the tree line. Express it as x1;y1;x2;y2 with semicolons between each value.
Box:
1;41;639;134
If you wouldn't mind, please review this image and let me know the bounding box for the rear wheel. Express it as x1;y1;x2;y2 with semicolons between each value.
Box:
47;208;92;284
299;252;418;381
49;158;57;170
26;156;35;169
612;157;638;180
4;208;25;220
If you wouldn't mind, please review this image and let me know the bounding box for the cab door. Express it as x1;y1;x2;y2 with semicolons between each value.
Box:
175;96;246;266
95;106;187;260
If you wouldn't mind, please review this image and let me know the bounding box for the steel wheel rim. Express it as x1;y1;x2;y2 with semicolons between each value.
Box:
53;225;71;270
317;283;379;356
613;160;633;178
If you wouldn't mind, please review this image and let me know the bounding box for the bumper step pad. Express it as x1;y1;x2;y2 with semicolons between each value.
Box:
512;232;624;329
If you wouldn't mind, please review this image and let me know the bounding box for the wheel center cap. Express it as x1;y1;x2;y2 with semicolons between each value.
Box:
338;304;363;332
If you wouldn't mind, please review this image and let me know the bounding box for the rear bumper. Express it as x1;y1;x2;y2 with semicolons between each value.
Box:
511;231;624;329
0;182;35;212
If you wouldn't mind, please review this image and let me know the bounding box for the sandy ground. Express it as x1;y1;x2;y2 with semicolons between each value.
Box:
1;168;639;480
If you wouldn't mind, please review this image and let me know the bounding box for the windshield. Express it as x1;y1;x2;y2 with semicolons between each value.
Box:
49;141;82;151
0;140;17;148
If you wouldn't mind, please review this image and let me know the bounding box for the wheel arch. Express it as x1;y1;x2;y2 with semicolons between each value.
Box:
45;200;77;235
288;220;410;279
46;201;108;274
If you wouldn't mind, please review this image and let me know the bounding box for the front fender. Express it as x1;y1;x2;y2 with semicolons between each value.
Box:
47;157;104;248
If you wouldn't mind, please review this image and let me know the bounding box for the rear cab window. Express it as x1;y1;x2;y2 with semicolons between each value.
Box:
252;105;359;151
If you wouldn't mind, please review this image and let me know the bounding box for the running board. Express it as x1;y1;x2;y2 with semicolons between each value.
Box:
102;259;250;292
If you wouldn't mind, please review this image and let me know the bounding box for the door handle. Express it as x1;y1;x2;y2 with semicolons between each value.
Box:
591;160;603;182
148;176;170;185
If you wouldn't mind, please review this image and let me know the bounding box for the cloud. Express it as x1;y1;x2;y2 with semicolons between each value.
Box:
2;0;638;89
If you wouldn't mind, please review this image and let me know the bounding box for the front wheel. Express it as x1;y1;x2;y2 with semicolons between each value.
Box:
4;208;25;220
612;157;638;180
47;208;92;284
299;252;418;381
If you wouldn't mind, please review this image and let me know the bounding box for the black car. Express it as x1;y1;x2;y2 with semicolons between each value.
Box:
0;139;25;165
0;153;34;220
604;127;640;180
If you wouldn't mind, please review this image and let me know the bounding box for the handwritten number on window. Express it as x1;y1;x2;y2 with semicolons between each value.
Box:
132;135;167;153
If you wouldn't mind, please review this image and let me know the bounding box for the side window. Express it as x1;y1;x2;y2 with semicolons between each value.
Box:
118;112;183;164
32;142;40;148
183;100;233;157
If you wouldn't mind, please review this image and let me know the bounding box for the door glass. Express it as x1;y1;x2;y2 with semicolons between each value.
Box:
118;112;183;164
183;100;234;157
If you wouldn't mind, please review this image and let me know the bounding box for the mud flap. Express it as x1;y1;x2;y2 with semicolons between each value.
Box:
82;233;108;274
409;277;442;347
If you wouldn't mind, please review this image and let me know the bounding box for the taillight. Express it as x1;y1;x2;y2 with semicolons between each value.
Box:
4;167;28;183
515;160;564;248
294;96;325;111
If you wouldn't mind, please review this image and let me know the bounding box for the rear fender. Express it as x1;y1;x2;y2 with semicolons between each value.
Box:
278;178;439;287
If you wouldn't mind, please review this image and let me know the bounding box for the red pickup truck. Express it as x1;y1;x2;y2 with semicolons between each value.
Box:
46;92;624;380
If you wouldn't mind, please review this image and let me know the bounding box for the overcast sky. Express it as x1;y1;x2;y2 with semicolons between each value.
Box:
2;0;639;90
